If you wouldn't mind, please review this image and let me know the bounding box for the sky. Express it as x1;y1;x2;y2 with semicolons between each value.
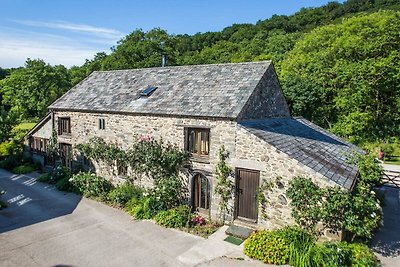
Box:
0;0;344;68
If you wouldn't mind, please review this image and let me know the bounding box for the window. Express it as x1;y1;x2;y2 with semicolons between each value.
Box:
99;118;105;130
30;137;48;153
140;85;158;97
58;117;71;135
193;174;210;211
186;128;210;157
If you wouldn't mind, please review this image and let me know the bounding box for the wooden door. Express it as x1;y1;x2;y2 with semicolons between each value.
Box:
236;168;260;222
59;143;72;169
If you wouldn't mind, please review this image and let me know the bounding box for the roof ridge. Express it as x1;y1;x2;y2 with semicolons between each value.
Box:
93;60;272;74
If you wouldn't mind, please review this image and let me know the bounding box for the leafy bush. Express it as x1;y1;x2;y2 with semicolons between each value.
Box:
348;243;379;267
70;172;114;199
312;242;351;267
152;176;185;210
154;205;192;228
128;196;163;219
37;173;51;183
0;154;24;170
12;164;36;174
244;230;290;265
276;226;316;267
107;183;143;207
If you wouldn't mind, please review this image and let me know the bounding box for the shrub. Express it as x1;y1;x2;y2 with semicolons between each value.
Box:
12;164;36;174
276;226;316;267
348;243;379;267
108;183;143;207
70;172;114;199
311;242;351;267
244;230;290;265
152;176;185;210
154;205;192;228
37;173;51;183
128;196;163;219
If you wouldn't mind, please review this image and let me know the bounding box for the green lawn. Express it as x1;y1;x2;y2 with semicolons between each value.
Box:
13;122;37;132
385;157;400;166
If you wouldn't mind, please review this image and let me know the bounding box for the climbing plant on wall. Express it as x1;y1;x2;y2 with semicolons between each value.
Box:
214;145;234;222
75;136;189;183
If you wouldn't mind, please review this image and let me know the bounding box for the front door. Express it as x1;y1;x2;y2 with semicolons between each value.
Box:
235;168;260;222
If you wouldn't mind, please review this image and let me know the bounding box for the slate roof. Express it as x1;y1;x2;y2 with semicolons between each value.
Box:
240;118;363;190
49;61;272;119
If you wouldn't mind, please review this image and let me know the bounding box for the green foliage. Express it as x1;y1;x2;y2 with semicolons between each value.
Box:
353;153;383;188
69;172;114;199
244;227;379;267
286;171;382;241
347;243;379;267
154;205;191;228
311;242;352;267
281;11;400;143
286;177;323;233
37;166;74;192
11;164;36;174
214;145;233;221
152;175;185;210
128;196;163;219
244;230;290;265
76;136;189;181
107;183;143;207
0;59;70;119
0;108;17;142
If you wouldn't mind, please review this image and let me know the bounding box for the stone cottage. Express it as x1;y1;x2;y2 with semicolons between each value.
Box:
27;61;360;230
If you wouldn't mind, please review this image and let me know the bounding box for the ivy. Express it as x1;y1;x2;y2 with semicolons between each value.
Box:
258;179;274;220
214;145;233;221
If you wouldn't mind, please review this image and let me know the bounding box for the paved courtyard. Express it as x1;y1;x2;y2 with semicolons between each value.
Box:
1;167;399;266
0;169;263;267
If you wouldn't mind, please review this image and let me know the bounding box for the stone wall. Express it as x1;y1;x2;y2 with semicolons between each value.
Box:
237;64;291;121
235;125;337;231
53;110;341;239
54;110;237;218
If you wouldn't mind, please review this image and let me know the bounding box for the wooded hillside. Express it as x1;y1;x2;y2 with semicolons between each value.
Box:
0;0;399;147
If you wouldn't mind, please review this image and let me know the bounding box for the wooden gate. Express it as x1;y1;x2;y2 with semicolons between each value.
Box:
382;170;400;188
235;168;260;222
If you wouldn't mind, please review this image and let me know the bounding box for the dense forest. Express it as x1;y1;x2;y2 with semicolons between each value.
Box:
0;0;399;150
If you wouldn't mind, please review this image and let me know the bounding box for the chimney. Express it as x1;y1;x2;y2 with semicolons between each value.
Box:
162;54;167;67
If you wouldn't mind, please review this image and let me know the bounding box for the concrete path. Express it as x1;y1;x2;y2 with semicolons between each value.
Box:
371;186;400;267
382;163;400;173
0;169;262;267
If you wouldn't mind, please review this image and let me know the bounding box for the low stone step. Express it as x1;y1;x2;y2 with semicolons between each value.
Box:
225;225;254;240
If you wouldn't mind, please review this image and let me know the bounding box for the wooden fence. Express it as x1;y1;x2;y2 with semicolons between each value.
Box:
382;169;400;188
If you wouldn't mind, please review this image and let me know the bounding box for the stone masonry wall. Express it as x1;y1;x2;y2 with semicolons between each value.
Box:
235;125;337;231
54;110;341;239
55;110;237;219
237;64;290;121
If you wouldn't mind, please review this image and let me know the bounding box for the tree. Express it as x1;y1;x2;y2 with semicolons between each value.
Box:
281;11;400;143
0;59;70;119
0;108;17;142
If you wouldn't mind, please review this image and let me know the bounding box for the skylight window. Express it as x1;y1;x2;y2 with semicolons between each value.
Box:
140;86;158;97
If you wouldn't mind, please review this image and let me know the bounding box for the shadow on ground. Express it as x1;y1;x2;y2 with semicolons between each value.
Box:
371;185;400;257
0;169;81;233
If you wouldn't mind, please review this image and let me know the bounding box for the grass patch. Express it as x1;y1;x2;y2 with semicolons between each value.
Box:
13;122;37;132
385;156;400;166
224;236;244;245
